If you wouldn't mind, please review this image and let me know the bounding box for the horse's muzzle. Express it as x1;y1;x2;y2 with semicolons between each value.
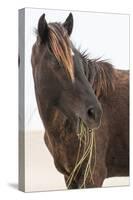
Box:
86;103;102;129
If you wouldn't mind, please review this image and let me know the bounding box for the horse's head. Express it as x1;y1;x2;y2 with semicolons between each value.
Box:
31;13;102;130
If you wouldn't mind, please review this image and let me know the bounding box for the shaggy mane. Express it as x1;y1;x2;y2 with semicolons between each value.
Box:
80;51;116;97
48;23;74;81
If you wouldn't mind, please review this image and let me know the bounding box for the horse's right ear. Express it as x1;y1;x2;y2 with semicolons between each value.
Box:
38;13;49;43
63;13;73;36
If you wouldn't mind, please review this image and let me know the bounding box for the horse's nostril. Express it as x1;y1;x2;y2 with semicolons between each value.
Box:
87;107;96;120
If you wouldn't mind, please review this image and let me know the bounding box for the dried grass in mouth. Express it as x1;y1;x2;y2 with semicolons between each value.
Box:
66;119;96;188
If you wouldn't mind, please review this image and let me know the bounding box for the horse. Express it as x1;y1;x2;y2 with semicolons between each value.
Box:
31;13;129;189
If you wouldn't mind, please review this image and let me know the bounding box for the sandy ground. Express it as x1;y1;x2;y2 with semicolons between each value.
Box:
25;131;129;192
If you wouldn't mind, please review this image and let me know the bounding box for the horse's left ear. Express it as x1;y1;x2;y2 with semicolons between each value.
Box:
38;13;49;43
63;13;73;36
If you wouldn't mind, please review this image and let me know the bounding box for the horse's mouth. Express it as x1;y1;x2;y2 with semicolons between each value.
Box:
67;118;96;188
77;117;93;140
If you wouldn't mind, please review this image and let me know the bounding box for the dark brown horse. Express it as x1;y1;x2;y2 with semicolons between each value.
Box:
31;13;129;189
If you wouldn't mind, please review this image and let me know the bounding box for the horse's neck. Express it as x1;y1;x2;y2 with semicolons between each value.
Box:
87;61;116;98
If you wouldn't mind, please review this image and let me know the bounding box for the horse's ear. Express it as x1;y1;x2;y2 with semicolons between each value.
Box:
38;13;49;43
63;13;73;36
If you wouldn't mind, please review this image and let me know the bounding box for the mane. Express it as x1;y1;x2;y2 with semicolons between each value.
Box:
80;51;116;97
48;23;74;81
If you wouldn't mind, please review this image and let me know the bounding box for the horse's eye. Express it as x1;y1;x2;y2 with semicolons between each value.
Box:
53;61;62;71
55;65;61;71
